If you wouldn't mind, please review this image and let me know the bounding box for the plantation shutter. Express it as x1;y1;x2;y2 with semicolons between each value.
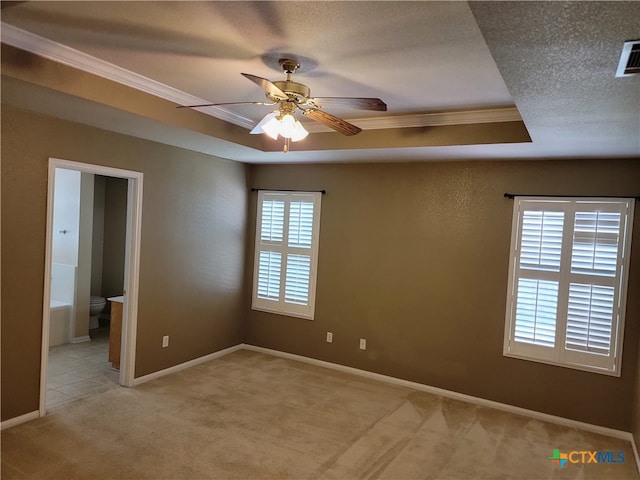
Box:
252;191;321;319
284;201;314;304
513;210;565;348
563;204;629;371
505;203;567;363
504;198;634;375
257;199;285;300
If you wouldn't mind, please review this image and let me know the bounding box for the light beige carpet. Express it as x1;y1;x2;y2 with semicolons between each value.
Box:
2;349;638;479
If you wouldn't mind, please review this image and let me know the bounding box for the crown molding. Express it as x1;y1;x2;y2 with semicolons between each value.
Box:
1;22;521;134
302;107;522;133
0;22;255;129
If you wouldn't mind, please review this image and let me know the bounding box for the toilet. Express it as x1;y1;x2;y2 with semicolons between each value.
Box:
89;296;106;329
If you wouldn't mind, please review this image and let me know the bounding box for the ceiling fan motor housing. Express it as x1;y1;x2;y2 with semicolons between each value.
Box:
270;81;311;104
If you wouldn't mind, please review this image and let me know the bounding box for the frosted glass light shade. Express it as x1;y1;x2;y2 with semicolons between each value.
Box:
254;111;309;142
261;116;282;140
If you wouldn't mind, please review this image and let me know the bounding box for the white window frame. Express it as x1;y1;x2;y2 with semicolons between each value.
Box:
251;190;322;320
503;197;635;376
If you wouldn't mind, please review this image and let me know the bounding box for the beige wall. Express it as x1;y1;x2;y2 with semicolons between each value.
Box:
634;321;640;449
245;160;640;431
1;105;248;420
2;101;639;433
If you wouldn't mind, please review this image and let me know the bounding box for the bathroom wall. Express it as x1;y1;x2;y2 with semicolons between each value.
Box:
90;175;127;321
102;177;127;299
52;168;80;267
91;176;105;297
74;172;94;340
50;170;94;341
50;168;81;343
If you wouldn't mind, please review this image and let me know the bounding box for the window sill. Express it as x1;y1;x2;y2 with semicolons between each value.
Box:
251;305;315;321
503;351;620;377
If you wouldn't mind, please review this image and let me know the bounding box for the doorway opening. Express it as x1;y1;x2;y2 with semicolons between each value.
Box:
40;158;143;416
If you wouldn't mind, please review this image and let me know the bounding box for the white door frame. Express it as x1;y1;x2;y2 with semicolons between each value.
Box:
40;158;143;416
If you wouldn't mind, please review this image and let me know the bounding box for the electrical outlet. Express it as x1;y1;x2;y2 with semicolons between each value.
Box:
359;338;366;350
162;335;169;348
326;332;333;343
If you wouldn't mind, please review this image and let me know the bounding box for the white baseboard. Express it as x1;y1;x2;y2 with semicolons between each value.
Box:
1;410;39;430
242;344;634;442
2;345;244;429
6;341;636;453
133;344;243;386
71;335;91;344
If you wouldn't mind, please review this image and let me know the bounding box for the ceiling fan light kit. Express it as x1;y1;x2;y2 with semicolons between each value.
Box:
261;114;309;142
251;100;309;143
179;58;387;152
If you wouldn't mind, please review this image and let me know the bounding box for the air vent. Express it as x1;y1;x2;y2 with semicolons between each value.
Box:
616;40;640;77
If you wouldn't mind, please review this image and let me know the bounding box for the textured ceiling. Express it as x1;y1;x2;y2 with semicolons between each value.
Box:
1;1;639;163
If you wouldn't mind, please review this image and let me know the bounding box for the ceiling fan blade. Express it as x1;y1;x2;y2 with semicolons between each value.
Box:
177;101;274;109
303;109;362;136
312;97;387;112
241;73;288;100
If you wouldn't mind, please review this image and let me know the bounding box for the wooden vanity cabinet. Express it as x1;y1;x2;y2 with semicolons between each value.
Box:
108;299;123;369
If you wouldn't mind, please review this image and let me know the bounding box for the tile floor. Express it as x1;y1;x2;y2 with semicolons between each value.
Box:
46;328;120;409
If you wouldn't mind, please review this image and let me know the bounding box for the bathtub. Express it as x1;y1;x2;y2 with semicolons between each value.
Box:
49;300;72;347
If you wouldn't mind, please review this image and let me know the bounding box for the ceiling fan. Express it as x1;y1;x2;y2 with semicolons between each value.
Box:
178;58;387;151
